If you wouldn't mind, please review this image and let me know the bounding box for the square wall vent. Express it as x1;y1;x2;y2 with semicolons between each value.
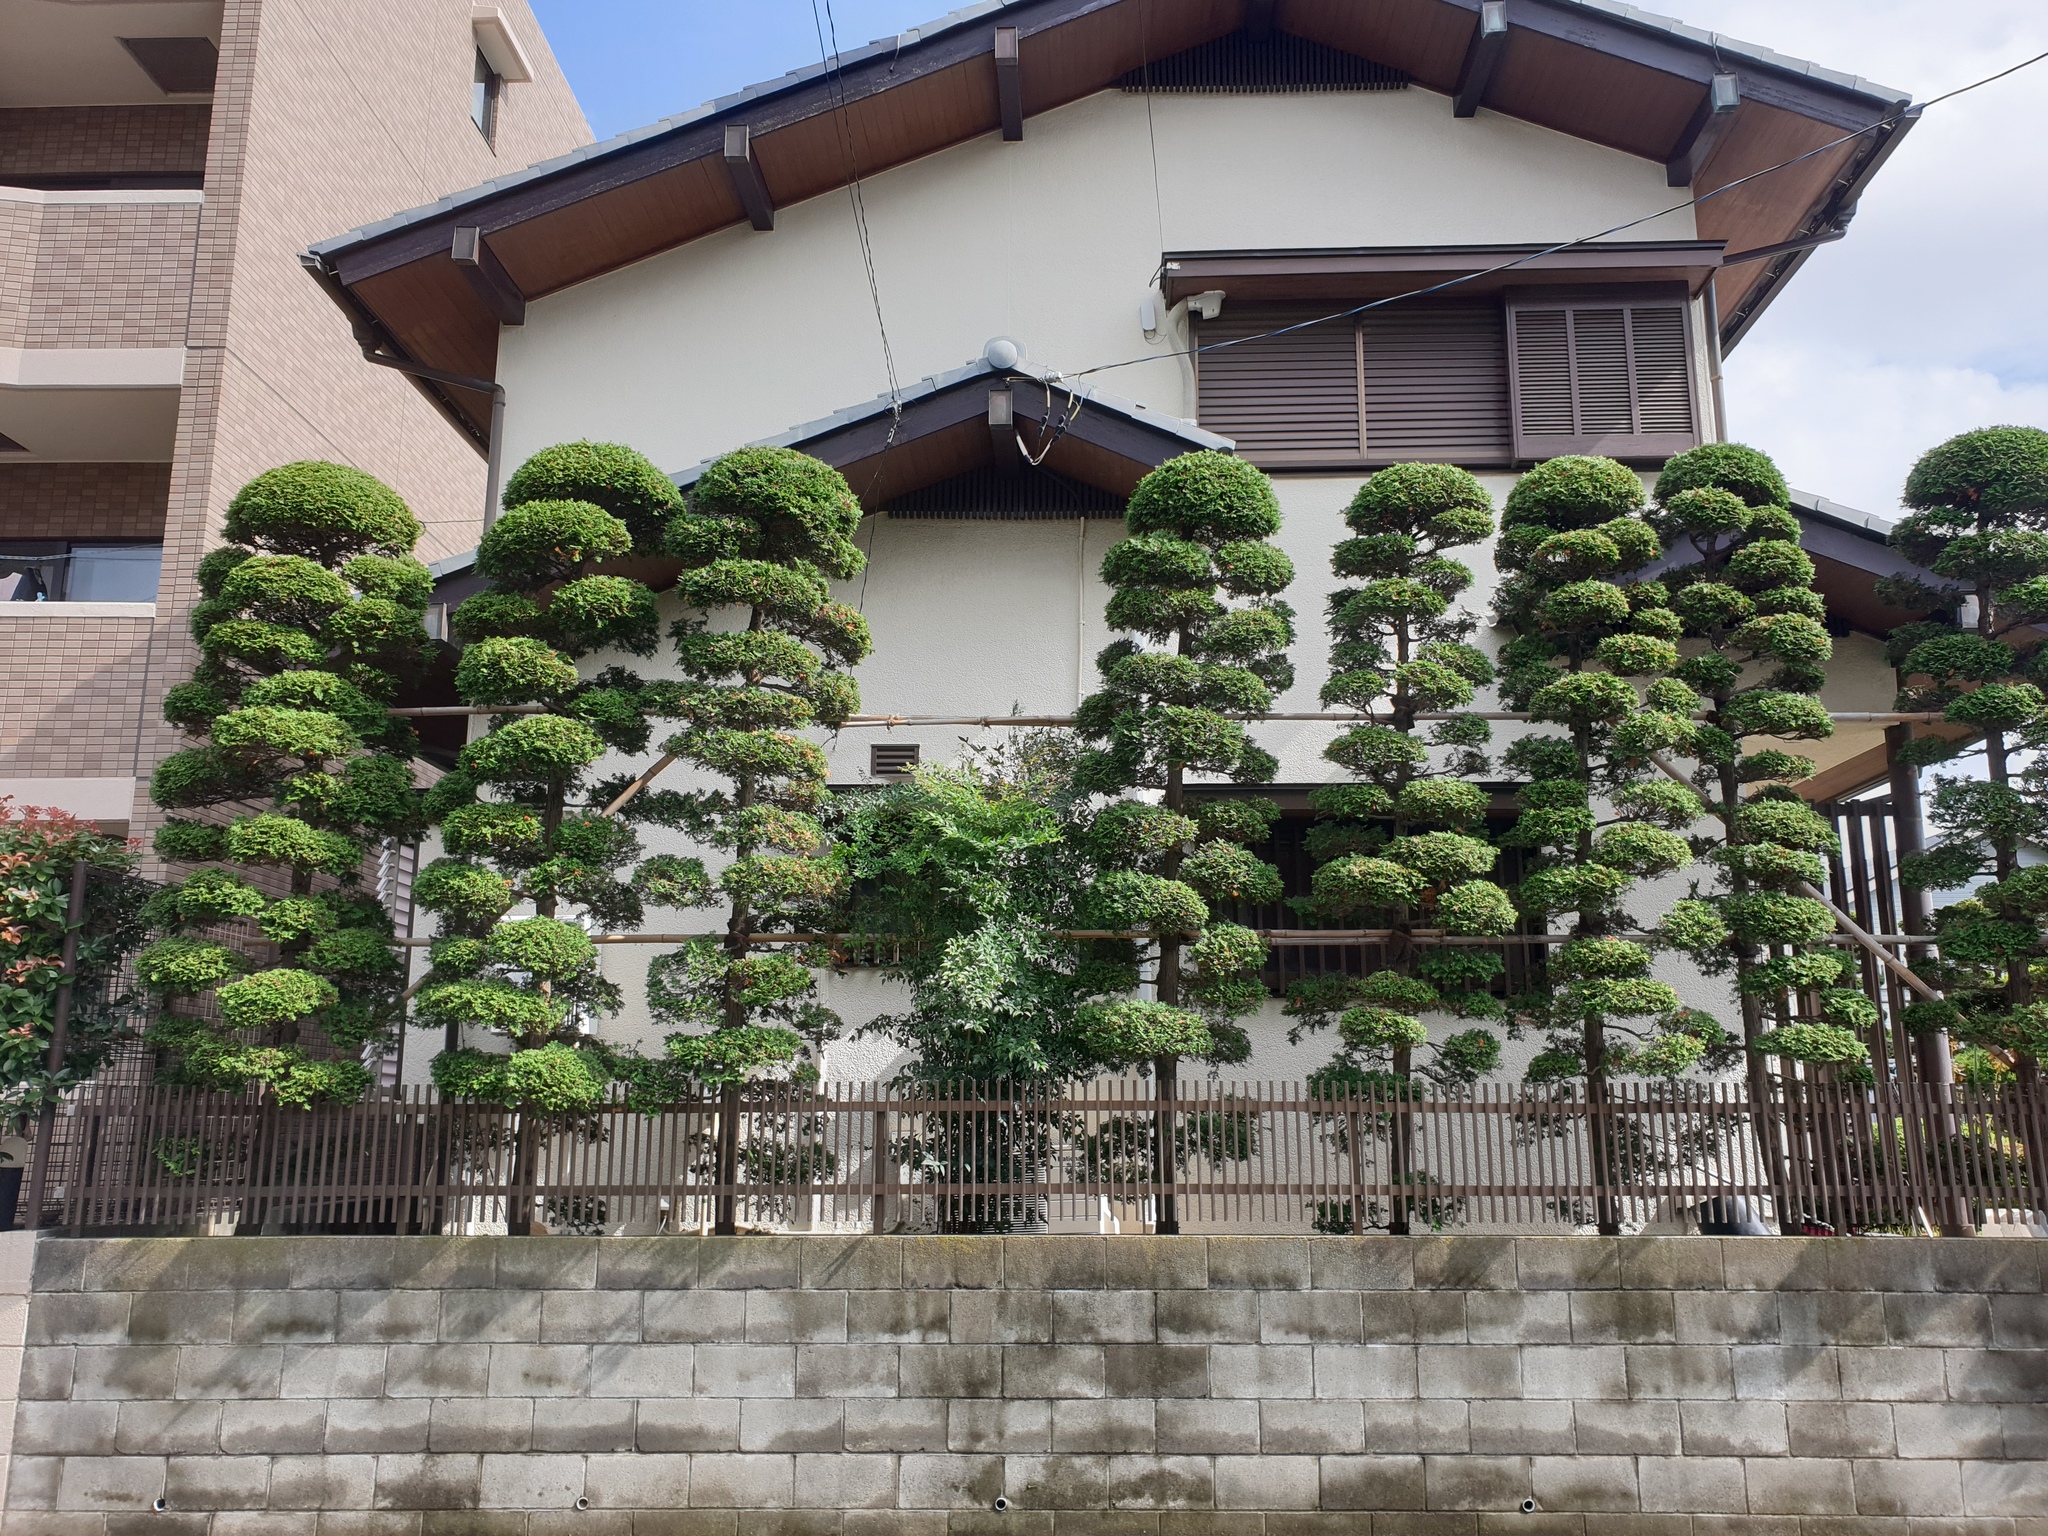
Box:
870;743;920;781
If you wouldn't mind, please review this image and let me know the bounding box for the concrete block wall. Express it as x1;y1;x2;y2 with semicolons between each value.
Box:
4;1235;2045;1533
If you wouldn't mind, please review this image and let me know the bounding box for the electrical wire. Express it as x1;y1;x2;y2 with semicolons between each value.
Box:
811;0;902;416
1138;0;1167;262
1041;45;2048;391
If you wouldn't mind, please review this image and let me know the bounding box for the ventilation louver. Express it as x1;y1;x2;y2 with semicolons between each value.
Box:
870;743;920;781
1507;299;1701;462
882;466;1125;521
1118;28;1408;93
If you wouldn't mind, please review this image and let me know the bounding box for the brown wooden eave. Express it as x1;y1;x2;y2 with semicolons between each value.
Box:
1160;241;1728;306
307;0;1910;441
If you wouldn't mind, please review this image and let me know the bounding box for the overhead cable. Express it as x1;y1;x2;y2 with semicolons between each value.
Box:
1045;45;2048;390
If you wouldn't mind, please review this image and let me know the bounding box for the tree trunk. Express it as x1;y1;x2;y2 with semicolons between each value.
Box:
1154;760;1184;1235
1388;1041;1412;1235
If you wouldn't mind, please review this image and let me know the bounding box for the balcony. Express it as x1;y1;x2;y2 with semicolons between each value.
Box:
0;184;195;460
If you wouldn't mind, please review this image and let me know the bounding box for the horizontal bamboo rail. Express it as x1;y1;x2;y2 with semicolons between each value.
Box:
386;705;1954;727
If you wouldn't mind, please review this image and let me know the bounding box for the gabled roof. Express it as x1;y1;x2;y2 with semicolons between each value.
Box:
426;347;1226;587
670;349;1230;504
1788;490;1924;641
305;0;1914;445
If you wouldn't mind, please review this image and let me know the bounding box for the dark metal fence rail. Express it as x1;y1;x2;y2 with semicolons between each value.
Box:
46;1079;2045;1237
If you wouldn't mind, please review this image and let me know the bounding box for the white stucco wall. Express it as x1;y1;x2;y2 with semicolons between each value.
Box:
495;84;1697;478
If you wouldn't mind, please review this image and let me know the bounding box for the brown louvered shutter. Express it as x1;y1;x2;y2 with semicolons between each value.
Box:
1507;297;1701;462
1194;309;1363;466
1194;305;1515;469
1359;306;1511;465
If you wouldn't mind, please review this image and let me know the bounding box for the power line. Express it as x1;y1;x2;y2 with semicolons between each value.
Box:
811;0;901;413
1050;45;2048;390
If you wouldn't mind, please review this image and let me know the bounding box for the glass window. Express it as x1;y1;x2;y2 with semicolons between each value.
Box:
472;48;501;143
68;544;163;602
0;542;66;601
0;541;162;602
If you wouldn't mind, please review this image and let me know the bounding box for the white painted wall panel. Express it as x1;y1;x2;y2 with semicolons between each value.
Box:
496;86;1697;480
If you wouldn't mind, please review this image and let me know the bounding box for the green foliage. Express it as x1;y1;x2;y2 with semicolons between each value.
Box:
223;461;422;564
502;439;685;547
418;445;682;1113
642;447;873;1084
1297;464;1510;1095
1494;455;1715;1091
0;802;148;1116
1072;453;1291;1070
146;464;429;1103
1883;428;2048;1065
1077;999;1213;1066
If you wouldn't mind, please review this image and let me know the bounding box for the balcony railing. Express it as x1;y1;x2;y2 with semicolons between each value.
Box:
0;185;200;350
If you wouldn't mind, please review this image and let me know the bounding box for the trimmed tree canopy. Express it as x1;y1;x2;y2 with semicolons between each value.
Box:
147;463;431;1106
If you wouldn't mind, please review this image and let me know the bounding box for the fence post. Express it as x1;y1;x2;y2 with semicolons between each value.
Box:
22;859;88;1232
1153;1061;1178;1236
714;1083;741;1236
871;1102;891;1235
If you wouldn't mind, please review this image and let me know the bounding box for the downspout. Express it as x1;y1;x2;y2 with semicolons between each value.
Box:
1701;280;1728;443
298;252;507;532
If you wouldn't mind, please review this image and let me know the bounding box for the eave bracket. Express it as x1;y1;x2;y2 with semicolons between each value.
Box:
724;124;776;231
1454;1;1509;119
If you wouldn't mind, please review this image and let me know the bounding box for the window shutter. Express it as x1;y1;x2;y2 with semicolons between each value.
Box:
1359;307;1511;465
1194;305;1514;468
1194;311;1363;466
1508;298;1701;462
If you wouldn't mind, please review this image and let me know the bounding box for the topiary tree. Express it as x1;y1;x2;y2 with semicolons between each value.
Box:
141;463;432;1107
638;447;870;1074
410;442;684;1232
1279;464;1512;1231
1647;444;1873;1113
1880;426;2048;1088
1072;450;1293;1233
1493;455;1732;1232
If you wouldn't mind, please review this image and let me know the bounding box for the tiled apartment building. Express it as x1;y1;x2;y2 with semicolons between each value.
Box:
0;0;588;836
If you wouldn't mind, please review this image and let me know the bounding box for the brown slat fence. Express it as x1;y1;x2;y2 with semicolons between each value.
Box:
44;1079;2045;1238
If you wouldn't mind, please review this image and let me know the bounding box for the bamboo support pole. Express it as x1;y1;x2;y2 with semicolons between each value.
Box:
387;705;1956;727
599;751;677;818
387;927;1932;950
1794;880;1946;1005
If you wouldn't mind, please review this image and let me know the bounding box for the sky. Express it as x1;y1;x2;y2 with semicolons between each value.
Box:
527;0;2048;519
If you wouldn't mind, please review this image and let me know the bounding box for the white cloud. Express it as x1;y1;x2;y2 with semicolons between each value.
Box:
1724;347;2048;518
1673;0;2048;511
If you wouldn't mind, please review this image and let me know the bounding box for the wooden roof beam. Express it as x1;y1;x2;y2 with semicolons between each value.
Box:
995;26;1023;141
1667;74;1741;187
450;226;524;326
1453;1;1509;119
723;124;775;231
